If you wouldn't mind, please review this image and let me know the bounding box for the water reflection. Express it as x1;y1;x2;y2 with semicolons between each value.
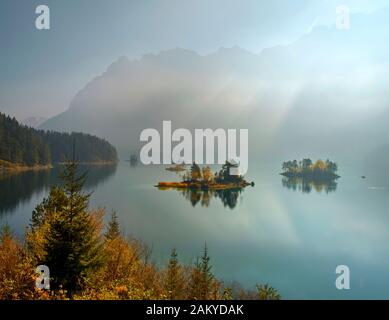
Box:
161;187;244;209
281;176;337;193
0;170;52;214
0;165;117;215
126;154;139;168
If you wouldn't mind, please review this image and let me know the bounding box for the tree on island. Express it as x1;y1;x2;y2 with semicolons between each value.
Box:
325;159;338;174
180;161;246;185
300;158;312;170
190;162;202;181
281;158;339;179
312;159;326;171
215;161;244;184
282;160;298;172
202;166;214;182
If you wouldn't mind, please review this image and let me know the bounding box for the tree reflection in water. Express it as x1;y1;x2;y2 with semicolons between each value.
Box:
282;176;337;194
0;164;117;215
175;188;244;209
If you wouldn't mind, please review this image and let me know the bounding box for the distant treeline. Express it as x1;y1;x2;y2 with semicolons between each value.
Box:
0;112;117;166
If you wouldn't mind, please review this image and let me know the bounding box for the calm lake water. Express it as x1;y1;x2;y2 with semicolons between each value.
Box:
1;162;389;299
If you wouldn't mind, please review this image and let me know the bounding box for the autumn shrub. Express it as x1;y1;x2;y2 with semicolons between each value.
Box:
0;226;42;299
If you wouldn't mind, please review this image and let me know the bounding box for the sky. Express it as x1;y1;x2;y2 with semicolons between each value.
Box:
0;0;388;121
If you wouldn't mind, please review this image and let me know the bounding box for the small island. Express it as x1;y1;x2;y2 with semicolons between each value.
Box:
165;163;187;172
281;158;340;180
157;161;254;190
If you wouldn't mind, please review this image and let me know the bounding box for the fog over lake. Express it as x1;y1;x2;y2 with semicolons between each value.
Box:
2;1;389;300
2;162;389;299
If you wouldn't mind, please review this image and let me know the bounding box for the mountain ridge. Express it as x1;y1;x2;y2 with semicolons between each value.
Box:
40;8;389;169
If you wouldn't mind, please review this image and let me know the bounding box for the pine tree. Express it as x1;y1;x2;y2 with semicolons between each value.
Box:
256;284;281;300
188;243;215;299
105;210;120;240
31;186;68;230
30;158;103;295
199;243;214;299
164;248;184;299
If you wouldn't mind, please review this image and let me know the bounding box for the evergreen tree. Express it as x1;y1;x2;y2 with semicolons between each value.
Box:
30;159;103;295
31;186;69;230
199;243;214;299
256;284;281;300
164;248;185;299
188;243;215;299
105;210;121;240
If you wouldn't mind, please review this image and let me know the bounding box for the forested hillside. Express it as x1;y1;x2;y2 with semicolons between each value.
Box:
0;112;117;167
0;113;50;166
42;130;117;163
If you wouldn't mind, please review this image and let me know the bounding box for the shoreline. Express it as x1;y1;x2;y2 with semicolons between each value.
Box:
57;160;118;166
0;160;53;173
0;159;118;173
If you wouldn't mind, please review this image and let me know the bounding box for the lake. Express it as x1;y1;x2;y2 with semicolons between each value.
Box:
1;162;389;299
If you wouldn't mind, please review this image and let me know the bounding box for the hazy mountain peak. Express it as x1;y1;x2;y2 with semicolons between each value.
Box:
105;55;131;74
214;45;256;56
22;116;47;128
140;47;202;69
41;7;389;166
159;47;201;57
